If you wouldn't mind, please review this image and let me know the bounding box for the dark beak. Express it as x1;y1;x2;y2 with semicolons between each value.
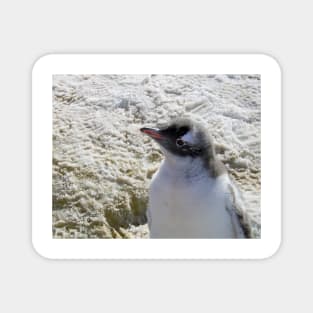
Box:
140;127;163;140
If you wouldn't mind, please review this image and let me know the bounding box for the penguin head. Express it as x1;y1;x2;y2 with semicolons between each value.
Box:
140;118;216;159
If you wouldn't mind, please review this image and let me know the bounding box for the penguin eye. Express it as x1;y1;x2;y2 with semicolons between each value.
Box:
176;138;184;147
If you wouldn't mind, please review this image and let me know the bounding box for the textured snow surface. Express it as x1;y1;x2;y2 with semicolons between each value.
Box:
52;74;261;238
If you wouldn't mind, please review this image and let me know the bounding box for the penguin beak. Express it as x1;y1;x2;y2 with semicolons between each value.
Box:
140;127;164;140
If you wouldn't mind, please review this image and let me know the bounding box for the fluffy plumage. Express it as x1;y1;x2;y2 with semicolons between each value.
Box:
141;117;250;238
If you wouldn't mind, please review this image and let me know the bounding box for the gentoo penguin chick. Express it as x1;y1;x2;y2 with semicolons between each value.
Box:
140;118;250;238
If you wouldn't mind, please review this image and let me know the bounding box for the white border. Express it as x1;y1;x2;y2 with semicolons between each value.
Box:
32;54;281;259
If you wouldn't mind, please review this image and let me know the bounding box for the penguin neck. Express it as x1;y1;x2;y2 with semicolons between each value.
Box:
162;152;209;181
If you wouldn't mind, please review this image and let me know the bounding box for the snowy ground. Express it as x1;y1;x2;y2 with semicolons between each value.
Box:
52;74;261;238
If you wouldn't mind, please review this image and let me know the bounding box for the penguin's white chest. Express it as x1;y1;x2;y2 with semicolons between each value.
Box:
148;161;235;238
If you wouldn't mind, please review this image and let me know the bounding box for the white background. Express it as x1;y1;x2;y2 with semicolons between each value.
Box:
0;0;311;312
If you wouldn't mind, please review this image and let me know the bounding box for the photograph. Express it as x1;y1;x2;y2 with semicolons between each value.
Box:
52;74;261;239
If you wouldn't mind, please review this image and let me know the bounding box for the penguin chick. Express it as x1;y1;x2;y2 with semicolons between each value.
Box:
140;117;250;238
